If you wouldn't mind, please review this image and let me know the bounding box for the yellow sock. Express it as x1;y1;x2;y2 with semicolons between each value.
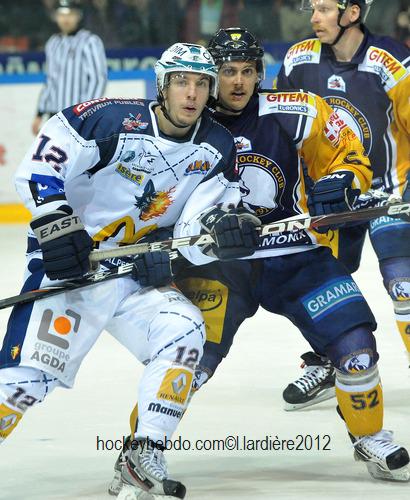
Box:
396;318;410;353
0;403;23;441
129;403;139;437
335;365;383;436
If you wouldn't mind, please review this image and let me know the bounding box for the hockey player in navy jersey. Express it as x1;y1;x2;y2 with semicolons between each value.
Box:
0;43;261;498
109;28;409;495
276;0;410;413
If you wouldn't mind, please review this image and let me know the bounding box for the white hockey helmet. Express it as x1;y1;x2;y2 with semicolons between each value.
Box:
155;43;219;99
301;0;373;22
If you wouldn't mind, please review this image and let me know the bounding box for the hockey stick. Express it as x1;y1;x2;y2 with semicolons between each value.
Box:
0;198;409;310
88;197;409;263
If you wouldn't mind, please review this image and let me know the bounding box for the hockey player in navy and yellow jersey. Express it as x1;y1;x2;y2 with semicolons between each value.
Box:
111;28;409;493
276;0;410;413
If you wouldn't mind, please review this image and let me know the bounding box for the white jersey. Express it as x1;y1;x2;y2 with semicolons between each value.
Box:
15;98;240;265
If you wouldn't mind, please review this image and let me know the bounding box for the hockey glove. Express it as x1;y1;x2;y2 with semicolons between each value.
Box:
200;208;260;260
307;171;361;233
132;251;173;288
30;205;93;280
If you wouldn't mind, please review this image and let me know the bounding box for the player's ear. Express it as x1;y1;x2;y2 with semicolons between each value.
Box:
348;4;361;23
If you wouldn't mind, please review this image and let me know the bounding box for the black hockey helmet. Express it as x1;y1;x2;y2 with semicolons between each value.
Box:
54;0;83;13
208;27;265;81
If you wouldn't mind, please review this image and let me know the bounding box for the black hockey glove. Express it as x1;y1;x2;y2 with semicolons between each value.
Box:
307;171;361;233
199;208;260;260
30;205;93;280
132;251;173;288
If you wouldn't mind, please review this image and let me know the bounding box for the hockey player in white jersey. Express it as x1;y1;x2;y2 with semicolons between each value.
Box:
0;43;260;499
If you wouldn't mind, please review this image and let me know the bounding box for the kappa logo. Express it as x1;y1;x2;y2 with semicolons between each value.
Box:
327;74;346;92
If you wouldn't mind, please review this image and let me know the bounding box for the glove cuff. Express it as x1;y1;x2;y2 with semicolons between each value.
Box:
30;206;85;244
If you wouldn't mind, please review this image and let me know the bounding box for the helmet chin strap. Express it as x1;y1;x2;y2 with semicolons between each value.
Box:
330;9;361;46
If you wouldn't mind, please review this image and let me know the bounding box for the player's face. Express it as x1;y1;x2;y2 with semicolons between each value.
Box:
55;10;82;35
164;72;210;127
218;61;258;113
308;0;342;43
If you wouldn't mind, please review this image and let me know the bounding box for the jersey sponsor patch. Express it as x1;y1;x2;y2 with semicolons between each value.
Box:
177;277;228;345
184;160;211;175
157;368;193;405
327;74;346;92
284;39;321;76
302;277;363;321
358;46;408;90
260;92;317;118
369;214;409;235
115;163;145;185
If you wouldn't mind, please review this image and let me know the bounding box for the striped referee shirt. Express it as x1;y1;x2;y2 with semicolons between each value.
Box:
37;29;107;116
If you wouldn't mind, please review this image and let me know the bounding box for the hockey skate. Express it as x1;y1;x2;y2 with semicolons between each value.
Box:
350;429;410;482
116;439;186;500
108;436;131;496
282;352;336;410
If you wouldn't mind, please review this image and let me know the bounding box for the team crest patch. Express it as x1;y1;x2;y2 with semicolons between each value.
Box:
122;113;149;131
302;277;363;321
389;279;410;301
327;74;346;92
134;179;174;221
234;136;252;152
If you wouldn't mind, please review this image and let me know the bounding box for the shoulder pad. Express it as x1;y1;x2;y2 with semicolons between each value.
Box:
358;43;409;90
258;91;318;118
283;38;322;77
61;98;152;141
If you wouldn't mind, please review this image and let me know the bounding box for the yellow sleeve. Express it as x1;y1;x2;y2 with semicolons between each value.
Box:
301;95;372;192
387;74;410;192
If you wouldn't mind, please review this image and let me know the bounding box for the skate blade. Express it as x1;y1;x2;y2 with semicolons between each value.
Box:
108;470;123;496
117;485;154;500
283;387;336;411
117;484;183;500
354;453;410;482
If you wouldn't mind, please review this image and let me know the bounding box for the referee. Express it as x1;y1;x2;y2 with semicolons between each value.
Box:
32;0;107;135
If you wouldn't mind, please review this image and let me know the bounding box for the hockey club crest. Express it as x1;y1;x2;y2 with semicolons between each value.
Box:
327;74;346;92
134;179;175;221
122;113;149;131
324;96;372;154
342;351;372;373
236;153;285;217
234;136;252;152
390;279;410;301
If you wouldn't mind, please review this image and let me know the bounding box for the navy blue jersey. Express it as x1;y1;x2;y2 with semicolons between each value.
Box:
277;28;410;194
